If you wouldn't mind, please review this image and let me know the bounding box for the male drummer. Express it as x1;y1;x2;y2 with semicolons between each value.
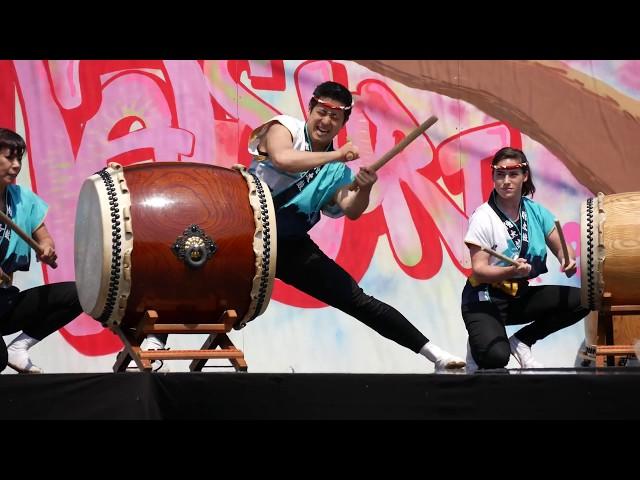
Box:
147;81;465;372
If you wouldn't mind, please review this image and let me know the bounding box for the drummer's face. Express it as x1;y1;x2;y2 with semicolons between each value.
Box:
307;98;346;150
0;148;22;186
493;158;528;200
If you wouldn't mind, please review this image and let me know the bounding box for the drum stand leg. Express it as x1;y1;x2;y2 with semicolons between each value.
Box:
112;309;248;373
586;293;640;367
113;313;154;372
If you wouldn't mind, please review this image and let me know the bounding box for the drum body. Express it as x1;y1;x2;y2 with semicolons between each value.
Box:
580;191;640;311
74;162;277;330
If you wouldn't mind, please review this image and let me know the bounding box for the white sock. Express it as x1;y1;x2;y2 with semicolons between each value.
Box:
7;333;42;372
145;334;167;350
419;341;447;363
8;332;40;352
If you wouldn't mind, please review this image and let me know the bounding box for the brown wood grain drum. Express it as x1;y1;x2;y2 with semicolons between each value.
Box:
74;162;277;331
580;191;640;311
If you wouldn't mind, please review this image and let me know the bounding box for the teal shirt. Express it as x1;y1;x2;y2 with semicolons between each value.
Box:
247;115;355;238
461;196;555;305
1;184;48;274
508;197;555;276
262;161;354;238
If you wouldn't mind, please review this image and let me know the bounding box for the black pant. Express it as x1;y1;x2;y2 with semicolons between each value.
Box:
0;281;82;371
461;284;588;369
276;235;428;353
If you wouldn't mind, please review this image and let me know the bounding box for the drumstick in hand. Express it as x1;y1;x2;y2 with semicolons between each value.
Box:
467;241;520;266
554;219;570;268
345;136;355;161
348;116;438;190
0;210;58;269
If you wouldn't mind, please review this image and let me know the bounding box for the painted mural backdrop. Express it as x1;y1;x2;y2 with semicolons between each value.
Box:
1;60;636;373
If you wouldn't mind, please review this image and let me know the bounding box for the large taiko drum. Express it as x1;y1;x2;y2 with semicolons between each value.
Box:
74;162;277;331
580;191;640;311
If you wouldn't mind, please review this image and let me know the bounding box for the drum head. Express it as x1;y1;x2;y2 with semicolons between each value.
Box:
74;164;132;326
74;176;113;318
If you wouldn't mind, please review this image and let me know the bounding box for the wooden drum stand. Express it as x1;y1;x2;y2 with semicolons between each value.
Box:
112;309;247;372
584;293;640;367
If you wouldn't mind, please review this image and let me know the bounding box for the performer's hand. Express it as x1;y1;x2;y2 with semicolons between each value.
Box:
511;258;532;278
338;140;359;162
38;244;58;268
561;258;577;278
0;266;10;285
354;167;377;191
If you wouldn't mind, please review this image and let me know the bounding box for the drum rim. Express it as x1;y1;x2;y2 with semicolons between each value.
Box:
233;164;277;329
580;196;598;311
75;163;133;327
580;194;600;310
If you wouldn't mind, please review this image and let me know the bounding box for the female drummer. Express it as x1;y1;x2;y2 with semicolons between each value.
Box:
0;128;81;374
462;147;589;371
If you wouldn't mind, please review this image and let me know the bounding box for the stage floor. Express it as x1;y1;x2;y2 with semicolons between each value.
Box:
2;367;640;420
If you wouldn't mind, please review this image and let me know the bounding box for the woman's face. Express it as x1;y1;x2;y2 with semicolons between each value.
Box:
493;158;528;201
0;148;22;187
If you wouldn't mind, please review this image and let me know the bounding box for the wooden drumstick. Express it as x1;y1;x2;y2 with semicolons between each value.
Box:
467;241;520;266
0;210;58;269
370;116;438;172
481;246;520;267
554;219;570;268
348;116;438;189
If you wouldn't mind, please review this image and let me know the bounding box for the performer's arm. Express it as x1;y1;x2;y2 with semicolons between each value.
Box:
467;243;531;283
263;124;358;173
546;227;577;277
32;223;58;267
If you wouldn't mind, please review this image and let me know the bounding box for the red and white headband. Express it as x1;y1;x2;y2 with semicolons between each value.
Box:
312;96;353;111
492;162;528;171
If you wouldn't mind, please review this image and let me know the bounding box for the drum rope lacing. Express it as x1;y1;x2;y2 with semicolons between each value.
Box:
96;167;123;325
585;197;596;310
248;171;271;324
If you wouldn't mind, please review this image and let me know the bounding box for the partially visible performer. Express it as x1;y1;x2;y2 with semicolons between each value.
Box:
0;128;81;374
462;147;589;371
147;81;465;372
